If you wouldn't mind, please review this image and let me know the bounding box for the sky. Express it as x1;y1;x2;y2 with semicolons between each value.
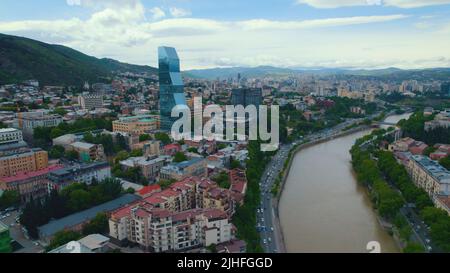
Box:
1;0;450;70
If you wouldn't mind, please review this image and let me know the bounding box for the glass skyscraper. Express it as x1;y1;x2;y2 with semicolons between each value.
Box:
231;87;262;107
158;46;187;131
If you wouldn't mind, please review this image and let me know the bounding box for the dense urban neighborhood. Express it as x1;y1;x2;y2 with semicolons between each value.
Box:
0;33;450;254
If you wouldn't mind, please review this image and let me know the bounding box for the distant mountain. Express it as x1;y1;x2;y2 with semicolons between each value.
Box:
185;65;450;81
185;66;296;79
0;33;157;85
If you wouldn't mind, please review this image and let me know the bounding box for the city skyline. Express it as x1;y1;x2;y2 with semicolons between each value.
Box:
0;0;449;70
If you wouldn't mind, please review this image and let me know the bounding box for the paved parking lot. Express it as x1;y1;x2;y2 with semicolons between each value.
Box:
0;210;44;253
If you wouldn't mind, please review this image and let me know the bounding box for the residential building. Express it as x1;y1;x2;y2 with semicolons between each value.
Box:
38;194;141;244
159;157;207;181
120;156;165;181
47;161;111;191
0;128;28;156
407;155;450;197
109;207;232;252
78;94;104;110
112;115;158;135
434;195;450;216
0;148;48;178
68;142;105;162
158;46;187;131
16;111;63;136
0;128;23;145
0;165;63;203
217;240;246;253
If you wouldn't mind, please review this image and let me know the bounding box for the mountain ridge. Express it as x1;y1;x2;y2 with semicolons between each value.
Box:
0;33;157;85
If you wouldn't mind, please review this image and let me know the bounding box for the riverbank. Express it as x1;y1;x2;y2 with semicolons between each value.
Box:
272;124;372;253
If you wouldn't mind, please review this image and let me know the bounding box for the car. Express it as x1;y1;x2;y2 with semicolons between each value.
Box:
268;238;272;242
6;213;10;217
271;227;274;232
427;246;432;251
263;239;267;244
425;239;431;243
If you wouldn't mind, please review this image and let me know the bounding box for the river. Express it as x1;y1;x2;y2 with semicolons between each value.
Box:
278;113;411;253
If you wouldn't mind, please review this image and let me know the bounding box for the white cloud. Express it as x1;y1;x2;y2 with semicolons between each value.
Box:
169;7;191;18
149;7;166;20
2;1;450;69
238;15;409;30
297;0;450;8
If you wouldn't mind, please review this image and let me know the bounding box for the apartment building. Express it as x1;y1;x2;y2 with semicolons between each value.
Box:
0;128;28;156
0;165;63;203
78;94;104;110
120;156;165;181
0;148;48;178
407;155;450;197
159;157;207;181
47;161;111;191
0;128;23;145
68;142;105;162
112;115;158;136
109;207;233;252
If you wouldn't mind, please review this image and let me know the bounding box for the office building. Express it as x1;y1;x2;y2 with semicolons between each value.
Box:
231;88;262;107
158;46;187;131
112;115;158;136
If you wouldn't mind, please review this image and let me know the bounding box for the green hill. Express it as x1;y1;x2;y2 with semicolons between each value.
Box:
0;33;157;85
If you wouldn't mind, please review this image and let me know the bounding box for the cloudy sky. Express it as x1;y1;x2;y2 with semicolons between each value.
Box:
1;0;450;70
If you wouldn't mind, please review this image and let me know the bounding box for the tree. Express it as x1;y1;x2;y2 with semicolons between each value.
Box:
173;152;187;163
155;132;171;145
115;151;130;164
403;243;425;253
439;156;450;171
212;172;230;189
139;134;152;142
230;159;242;169
0;190;20;210
130;149;143;157
158;179;176;190
49;145;65;159
65;150;79;161
46;230;82;252
82;213;109;236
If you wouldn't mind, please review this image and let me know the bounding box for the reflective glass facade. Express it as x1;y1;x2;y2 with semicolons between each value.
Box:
158;46;187;131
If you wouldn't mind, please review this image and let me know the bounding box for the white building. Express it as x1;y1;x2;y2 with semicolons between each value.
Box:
0;128;23;145
78;94;104;110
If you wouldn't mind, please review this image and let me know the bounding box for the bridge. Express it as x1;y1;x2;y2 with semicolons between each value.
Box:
373;121;398;126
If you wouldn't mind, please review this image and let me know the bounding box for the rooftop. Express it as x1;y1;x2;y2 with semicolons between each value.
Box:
411;155;450;183
0;128;20;133
38;194;141;238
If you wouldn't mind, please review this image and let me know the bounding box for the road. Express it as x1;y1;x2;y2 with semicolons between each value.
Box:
257;117;368;253
0;210;44;253
400;207;439;253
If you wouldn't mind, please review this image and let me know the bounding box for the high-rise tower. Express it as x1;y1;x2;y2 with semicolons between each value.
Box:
158;46;187;131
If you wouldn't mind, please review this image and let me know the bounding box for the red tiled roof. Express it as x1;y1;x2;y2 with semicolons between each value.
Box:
138;184;161;196
0;165;64;184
